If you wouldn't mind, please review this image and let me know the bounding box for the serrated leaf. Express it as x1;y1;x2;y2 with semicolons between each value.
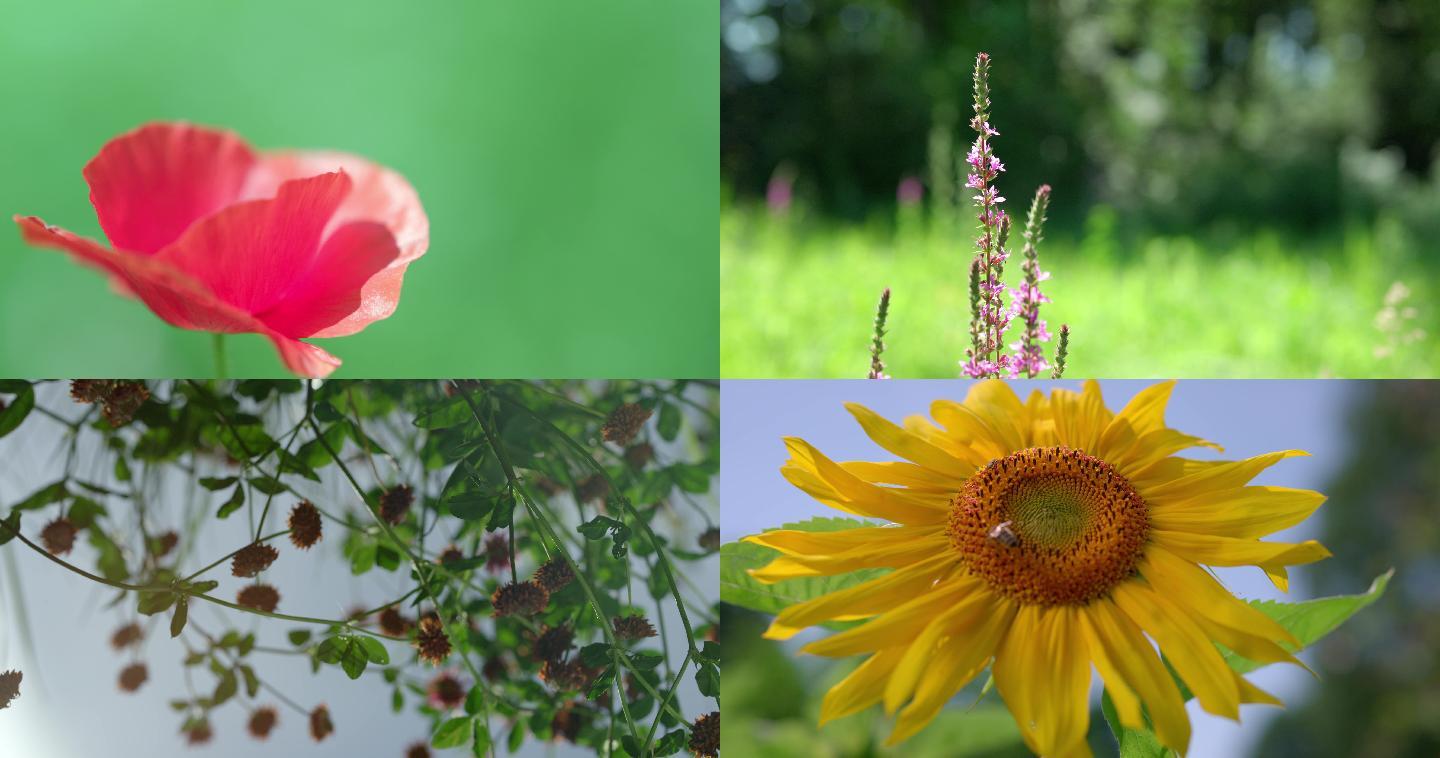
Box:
628;650;664;670
11;480;68;511
432;716;473;749
239;665;260;698
138;590;177;616
487;491;515;531
464;684;486;716
213;669;237;705
507;724;525;752
578;516;618;540
471;720;491;757
720;517;885;628
288;629;312;646
0;511;20;546
586;665;616;700
655;729;688;755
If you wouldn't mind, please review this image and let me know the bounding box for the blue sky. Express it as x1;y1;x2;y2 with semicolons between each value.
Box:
720;379;1356;758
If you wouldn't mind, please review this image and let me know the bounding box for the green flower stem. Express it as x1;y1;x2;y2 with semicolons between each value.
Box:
491;387;702;654
308;416;497;758
4;523;403;640
457;386;651;740
212;334;227;378
643;649;692;753
182;529;290;583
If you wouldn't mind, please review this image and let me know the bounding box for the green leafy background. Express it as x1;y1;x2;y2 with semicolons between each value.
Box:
0;0;716;377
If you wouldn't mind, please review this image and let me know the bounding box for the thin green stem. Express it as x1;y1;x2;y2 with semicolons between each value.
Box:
212;334;227;378
644;650;692;753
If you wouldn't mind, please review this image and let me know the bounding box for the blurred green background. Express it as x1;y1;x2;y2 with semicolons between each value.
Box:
720;0;1440;377
0;0;716;378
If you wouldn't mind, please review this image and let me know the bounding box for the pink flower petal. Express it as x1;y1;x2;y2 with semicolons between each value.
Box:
84;123;257;254
245;150;428;337
255;221;400;338
157;172;352;314
14;215;342;378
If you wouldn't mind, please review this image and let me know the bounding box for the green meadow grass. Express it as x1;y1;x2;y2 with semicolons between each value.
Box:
721;207;1439;378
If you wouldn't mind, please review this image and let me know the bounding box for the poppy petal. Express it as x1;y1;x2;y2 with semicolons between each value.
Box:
15;216;342;378
245;150;429;337
15;215;255;333
254;221;400;338
84;123;257;254
158;172;352;314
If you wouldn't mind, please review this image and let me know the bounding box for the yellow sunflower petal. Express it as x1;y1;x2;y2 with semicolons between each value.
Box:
1141;450;1310;505
885;608;1013;746
746;534;951;584
1049;380;1111;453
1103;380;1176;441
801;575;981;658
882;587;1014;714
1112;581;1240;719
1141;547;1301;647
1128;457;1232;491
1078;597;1191;755
845;402;975;479
1114;428;1224;478
744;524;940;557
783;437;948;525
1235;672;1283;706
840;461;963;492
993;605;1093;758
819;647;906;725
763;554;958;640
1149;486;1326;540
1151;530;1332;590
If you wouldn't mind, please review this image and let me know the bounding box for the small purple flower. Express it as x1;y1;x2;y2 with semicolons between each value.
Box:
896;176;924;207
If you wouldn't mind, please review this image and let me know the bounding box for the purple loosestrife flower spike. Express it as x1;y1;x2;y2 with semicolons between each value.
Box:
1051;324;1070;379
960;51;1014;379
868;287;891;379
1012;185;1054;377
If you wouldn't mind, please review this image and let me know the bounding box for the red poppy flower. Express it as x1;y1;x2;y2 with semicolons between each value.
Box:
13;122;429;377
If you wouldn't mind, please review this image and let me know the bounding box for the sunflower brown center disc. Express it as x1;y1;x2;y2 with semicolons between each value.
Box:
947;446;1149;606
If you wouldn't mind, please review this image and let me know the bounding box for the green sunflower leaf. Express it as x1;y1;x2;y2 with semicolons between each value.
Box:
1102;569;1393;757
720;517;885;629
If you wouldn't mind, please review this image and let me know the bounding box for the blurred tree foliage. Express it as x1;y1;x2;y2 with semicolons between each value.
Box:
1256;382;1440;757
722;0;1440;231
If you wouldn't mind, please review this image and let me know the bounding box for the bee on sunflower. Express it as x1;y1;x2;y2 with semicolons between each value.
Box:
745;380;1330;756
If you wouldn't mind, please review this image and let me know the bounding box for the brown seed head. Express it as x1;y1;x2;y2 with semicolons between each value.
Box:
415;617;452;665
602;403;652;445
436;544;464;567
247;706;278;739
102;381;150;427
481;656;508;683
41;517;77;555
379;485;414;525
427;673;466;710
540;657;598;693
184;719;214;745
533;558;574;593
118;662;148;692
287;501;322;549
623;442;655;469
151;531;179;558
690;711;720;758
552;703;584;743
699;527;720;552
483;533;509;574
575;474;609;504
111;623;143;650
237;584;281;613
613;614;658;641
492;581;549;617
309;704;334;742
0;670;20;710
378;607;413;637
406;743;433;758
531;624;574;664
231;543;279;578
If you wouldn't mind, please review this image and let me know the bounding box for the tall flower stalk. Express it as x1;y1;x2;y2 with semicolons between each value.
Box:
863;52;1071;378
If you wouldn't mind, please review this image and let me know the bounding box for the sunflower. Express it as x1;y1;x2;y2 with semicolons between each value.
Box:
745;380;1329;756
